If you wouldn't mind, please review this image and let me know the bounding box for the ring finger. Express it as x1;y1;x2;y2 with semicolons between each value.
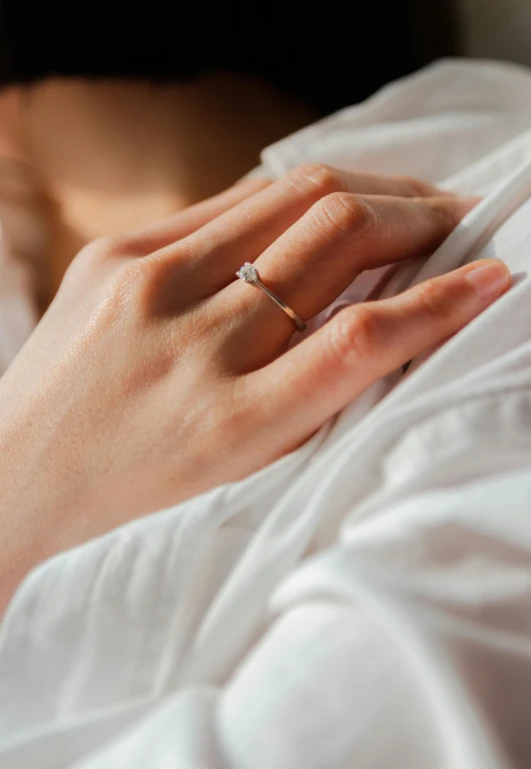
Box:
216;192;477;368
148;164;445;295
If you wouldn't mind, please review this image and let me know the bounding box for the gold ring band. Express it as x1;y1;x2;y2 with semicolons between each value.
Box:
236;263;307;332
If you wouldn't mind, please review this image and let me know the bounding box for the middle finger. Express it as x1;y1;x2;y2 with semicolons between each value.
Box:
216;192;477;368
151;163;443;294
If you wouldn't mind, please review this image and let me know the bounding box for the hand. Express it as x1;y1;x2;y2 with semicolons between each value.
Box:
0;164;510;608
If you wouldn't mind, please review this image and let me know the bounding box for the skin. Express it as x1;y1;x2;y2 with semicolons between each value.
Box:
0;75;317;311
0;162;511;613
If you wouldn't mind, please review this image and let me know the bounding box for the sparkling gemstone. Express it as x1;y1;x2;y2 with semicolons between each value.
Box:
237;263;259;283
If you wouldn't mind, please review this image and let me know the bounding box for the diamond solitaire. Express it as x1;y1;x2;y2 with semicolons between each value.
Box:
235;262;307;332
236;262;259;283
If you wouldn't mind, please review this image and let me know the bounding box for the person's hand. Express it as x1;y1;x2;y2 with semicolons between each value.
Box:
0;164;510;608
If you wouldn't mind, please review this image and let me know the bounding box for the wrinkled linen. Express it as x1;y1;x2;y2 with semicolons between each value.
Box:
3;59;531;768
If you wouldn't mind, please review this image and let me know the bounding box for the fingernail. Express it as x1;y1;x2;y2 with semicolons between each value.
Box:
439;190;481;202
453;195;482;214
465;261;511;302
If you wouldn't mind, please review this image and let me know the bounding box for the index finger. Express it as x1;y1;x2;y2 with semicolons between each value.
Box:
153;164;448;290
117;177;272;254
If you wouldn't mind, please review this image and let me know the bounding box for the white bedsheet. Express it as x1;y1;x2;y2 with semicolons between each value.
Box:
3;59;531;768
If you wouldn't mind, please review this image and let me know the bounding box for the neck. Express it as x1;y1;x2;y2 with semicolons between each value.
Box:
0;74;316;310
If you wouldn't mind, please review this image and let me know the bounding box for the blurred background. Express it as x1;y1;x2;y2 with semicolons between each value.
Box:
0;0;528;315
445;0;531;65
2;0;530;117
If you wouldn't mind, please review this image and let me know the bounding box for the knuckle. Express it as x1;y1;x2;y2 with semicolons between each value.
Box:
142;242;190;272
79;235;128;264
310;192;373;237
124;245;200;318
285;162;342;197
71;260;152;330
329;305;383;367
62;236;126;286
107;260;150;310
398;175;437;198
426;198;460;233
415;280;455;324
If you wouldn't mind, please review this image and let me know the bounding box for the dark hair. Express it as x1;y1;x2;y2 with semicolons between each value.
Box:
0;0;424;114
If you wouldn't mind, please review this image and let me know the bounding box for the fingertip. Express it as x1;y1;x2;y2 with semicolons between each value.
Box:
464;258;512;303
452;195;483;215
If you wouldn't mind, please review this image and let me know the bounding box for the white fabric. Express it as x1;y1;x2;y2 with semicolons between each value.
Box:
3;58;531;768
